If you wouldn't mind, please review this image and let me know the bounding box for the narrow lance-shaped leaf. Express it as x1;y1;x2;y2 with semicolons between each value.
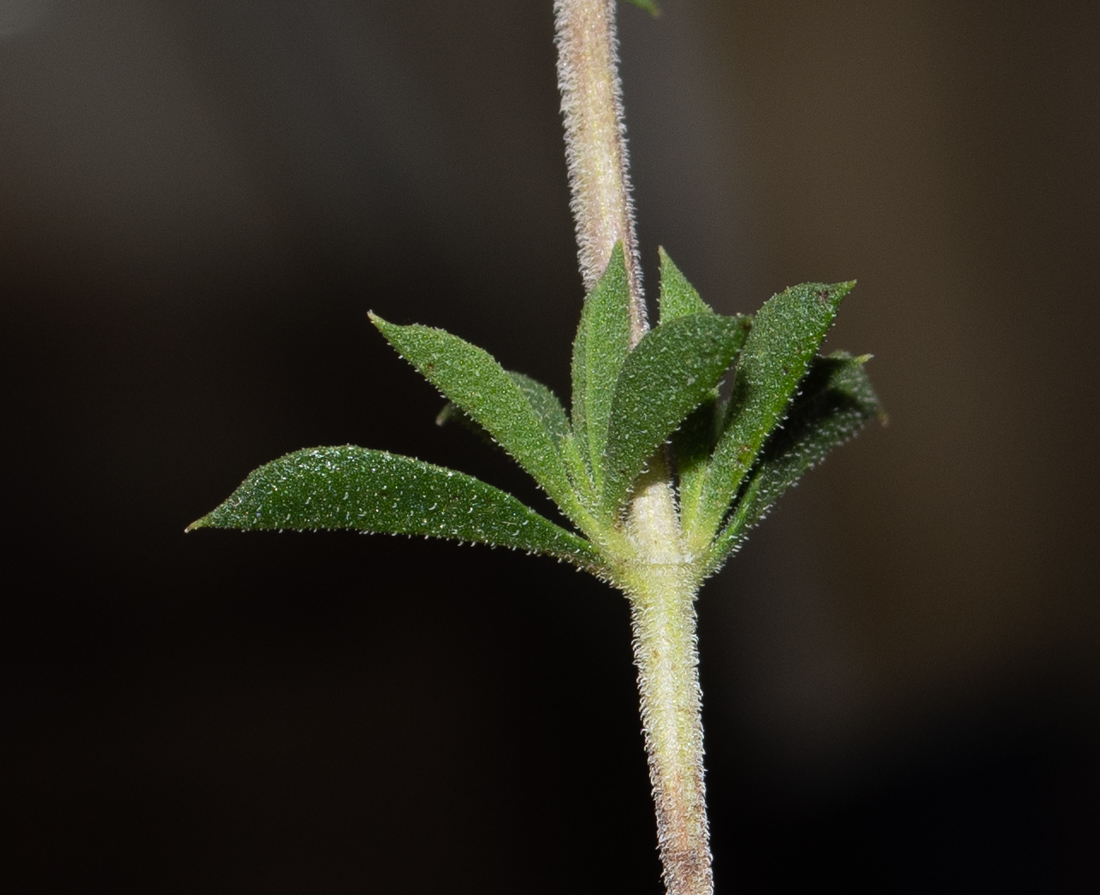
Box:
571;243;632;492
370;315;588;530
188;446;604;572
686;281;853;544
656;249;733;526
601;312;751;521
705;353;884;573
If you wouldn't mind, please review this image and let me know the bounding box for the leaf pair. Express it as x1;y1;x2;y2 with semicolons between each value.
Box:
673;278;863;554
706;351;882;570
190;248;882;584
568;246;753;532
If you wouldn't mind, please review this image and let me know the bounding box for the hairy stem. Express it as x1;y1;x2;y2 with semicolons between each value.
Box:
555;3;714;892
620;463;713;895
629;589;711;895
554;0;646;345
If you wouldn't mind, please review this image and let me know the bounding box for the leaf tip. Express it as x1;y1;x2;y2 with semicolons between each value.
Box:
185;515;210;532
820;281;856;304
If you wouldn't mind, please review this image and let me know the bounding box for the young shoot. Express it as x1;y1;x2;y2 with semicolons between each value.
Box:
189;3;883;893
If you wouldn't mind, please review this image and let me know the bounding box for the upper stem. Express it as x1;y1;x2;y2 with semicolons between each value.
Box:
554;0;647;346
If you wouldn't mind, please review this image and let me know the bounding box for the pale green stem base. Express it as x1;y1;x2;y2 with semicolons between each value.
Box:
616;466;714;895
628;587;712;895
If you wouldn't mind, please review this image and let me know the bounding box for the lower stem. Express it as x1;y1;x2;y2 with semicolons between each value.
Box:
628;576;712;895
621;467;713;895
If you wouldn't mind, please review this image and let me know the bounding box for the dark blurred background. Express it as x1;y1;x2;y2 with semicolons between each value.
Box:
3;1;1098;891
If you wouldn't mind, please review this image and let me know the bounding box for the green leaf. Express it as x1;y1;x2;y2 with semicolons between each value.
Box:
570;243;632;493
371;314;587;528
658;248;714;323
705;353;884;571
656;249;729;525
188;446;604;572
687;281;854;542
601;312;751;520
622;0;660;15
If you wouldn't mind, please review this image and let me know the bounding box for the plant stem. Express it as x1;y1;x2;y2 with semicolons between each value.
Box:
628;592;711;895
621;465;713;895
555;4;714;892
554;0;646;345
